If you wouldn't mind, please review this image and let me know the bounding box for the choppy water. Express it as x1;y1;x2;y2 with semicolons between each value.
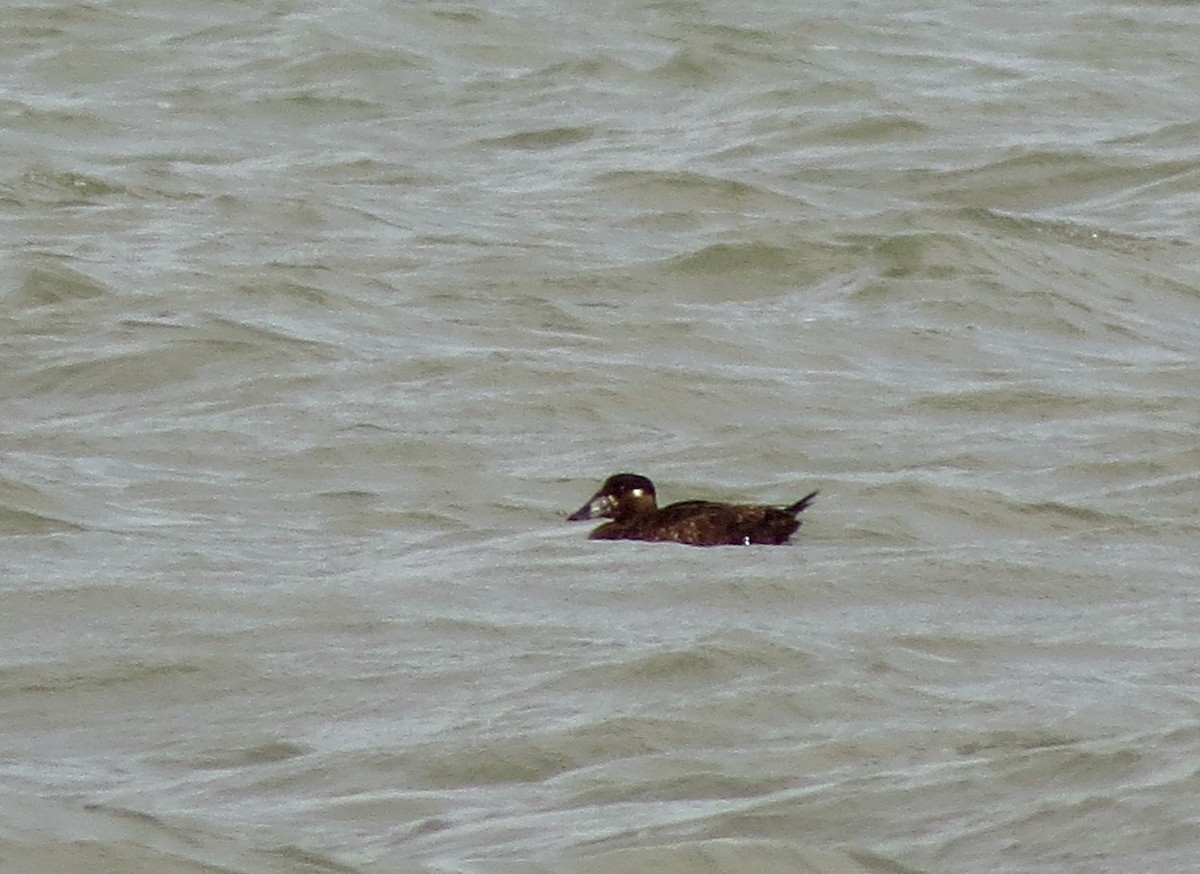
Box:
3;1;1199;872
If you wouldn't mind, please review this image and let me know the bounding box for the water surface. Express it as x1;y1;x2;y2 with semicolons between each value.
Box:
3;1;1199;872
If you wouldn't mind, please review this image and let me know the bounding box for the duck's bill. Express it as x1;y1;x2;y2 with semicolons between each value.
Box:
567;493;614;521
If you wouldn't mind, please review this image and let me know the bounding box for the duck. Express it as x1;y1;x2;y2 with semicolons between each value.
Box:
568;473;818;547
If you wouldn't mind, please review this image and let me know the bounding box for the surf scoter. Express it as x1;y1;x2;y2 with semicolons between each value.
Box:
568;473;818;547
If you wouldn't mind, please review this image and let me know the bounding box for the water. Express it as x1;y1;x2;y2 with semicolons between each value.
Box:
2;1;1199;872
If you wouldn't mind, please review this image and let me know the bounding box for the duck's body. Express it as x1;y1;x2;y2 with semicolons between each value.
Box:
568;473;818;547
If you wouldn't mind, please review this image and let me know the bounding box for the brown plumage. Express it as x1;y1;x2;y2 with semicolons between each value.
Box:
567;473;818;547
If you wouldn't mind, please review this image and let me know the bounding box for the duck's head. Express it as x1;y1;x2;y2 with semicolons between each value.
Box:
568;473;658;522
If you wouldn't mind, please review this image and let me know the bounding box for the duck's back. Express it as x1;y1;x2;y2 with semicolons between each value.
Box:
590;500;802;546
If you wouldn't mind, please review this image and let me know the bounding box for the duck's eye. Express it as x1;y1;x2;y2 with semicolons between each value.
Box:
630;488;645;498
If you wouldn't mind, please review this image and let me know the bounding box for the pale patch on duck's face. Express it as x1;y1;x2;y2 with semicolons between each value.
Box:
587;494;617;518
568;493;616;521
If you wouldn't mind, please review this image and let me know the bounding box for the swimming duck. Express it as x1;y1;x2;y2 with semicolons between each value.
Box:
568;473;818;547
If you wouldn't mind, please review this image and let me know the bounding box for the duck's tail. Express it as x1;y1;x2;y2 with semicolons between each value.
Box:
785;490;819;516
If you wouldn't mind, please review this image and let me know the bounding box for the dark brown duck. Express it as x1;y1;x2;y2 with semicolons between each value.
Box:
568;473;818;547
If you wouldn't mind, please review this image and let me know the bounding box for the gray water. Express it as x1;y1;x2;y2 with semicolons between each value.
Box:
3;1;1199;872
